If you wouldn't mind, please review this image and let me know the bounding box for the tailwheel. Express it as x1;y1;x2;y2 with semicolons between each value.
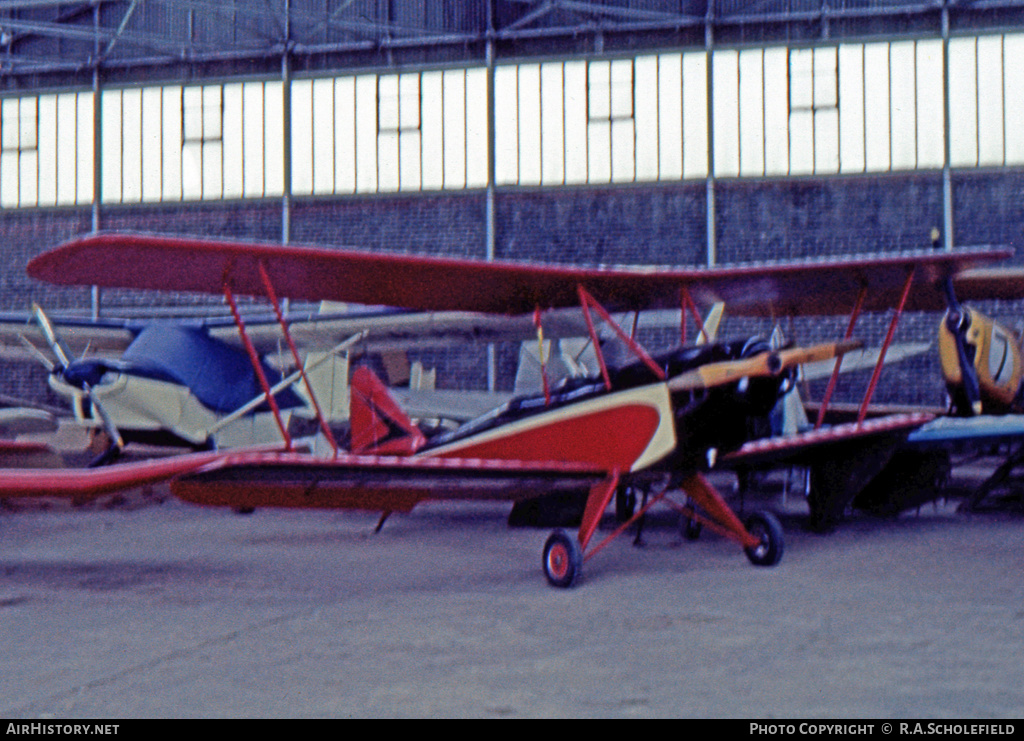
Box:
542;529;583;588
743;511;784;567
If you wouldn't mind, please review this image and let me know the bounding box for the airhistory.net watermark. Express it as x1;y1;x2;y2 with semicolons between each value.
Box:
750;724;1016;736
6;725;119;736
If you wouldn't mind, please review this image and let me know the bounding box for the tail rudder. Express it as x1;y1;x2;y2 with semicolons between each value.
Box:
349;366;426;455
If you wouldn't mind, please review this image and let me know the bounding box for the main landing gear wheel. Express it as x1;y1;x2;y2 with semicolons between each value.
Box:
542;529;583;588
743;511;784;567
615;486;637;522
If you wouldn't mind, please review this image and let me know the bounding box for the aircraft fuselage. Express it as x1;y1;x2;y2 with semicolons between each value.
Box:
939;306;1024;415
409;337;792;479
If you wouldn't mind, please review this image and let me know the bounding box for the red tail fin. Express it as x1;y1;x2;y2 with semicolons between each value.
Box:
349;366;426;455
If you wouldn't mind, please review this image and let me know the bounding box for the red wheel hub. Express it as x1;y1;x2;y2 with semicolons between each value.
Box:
547;543;569;579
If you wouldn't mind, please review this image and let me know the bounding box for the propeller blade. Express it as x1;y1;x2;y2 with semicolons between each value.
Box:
32;303;125;457
667;340;863;393
775;340;864;369
83;380;126;456
17;334;56;372
31;303;73;369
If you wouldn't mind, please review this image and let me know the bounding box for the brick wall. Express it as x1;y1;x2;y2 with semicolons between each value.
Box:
716;173;947;263
493;184;706;266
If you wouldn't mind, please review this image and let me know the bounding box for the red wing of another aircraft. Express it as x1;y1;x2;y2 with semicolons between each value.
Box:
0;448;245;501
12;232;1018;586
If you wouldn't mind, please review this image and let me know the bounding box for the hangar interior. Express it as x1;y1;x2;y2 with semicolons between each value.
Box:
2;0;1024;408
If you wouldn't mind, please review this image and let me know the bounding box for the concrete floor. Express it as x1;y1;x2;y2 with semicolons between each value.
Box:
1;475;1022;719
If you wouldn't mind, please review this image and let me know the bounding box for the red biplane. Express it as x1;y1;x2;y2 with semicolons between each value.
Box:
10;232;1011;586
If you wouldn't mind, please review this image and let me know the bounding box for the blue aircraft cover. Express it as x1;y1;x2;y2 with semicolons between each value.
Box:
119;324;304;414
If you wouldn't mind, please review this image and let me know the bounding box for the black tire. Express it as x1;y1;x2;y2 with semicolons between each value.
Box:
615;486;637;522
680;514;703;541
542;529;583;588
743;511;784;567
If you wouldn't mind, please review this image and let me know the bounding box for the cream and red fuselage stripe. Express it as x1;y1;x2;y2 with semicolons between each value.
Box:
417;383;678;474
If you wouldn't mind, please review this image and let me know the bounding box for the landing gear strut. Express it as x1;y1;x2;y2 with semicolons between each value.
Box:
540;474;785;588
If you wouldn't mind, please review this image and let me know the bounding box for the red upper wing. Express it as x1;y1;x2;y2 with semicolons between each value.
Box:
27;232;1012;316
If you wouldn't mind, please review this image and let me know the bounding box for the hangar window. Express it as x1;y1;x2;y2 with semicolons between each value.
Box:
99;81;282;204
788;46;838;175
182;85;225;200
0;96;39;207
292;69;485;197
833;39;946;174
377;73;423;191
587;59;635;183
1;92;93;208
4;32;1024;210
948;34;1024;169
1;97;37;152
377;74;420;134
495;53;707;186
183;85;223;143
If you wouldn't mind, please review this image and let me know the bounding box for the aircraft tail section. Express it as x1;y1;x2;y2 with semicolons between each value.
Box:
298;350;350;422
349;366;426;455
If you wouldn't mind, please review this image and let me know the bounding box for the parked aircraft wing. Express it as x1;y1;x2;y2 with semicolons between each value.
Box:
902;414;1024;452
205;306;683;354
0;448;239;500
390;389;512;422
0;408;58;438
0;311;136;363
720;412;935;469
951;266;1024;301
170;450;608;513
800;342;932;381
